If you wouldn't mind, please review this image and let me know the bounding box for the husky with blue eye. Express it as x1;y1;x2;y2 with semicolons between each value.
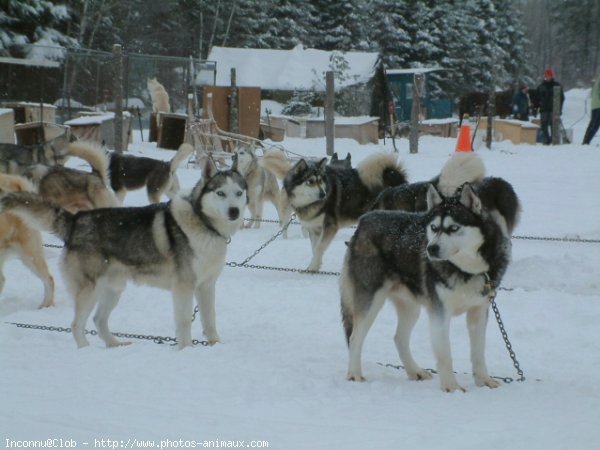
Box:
0;157;247;350
340;154;520;392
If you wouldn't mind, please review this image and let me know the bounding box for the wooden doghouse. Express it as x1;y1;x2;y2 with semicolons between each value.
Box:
157;112;188;150
0;108;15;143
65;112;132;150
478;118;539;145
14;122;69;145
3;102;56;124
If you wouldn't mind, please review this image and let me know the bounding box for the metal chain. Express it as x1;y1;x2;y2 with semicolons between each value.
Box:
6;322;209;346
488;291;526;382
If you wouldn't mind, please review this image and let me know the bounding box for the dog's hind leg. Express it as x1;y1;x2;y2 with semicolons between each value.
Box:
173;285;195;349
16;232;55;308
71;284;99;348
428;310;465;392
347;288;387;382
194;279;219;346
93;281;129;347
467;304;500;388
391;296;432;381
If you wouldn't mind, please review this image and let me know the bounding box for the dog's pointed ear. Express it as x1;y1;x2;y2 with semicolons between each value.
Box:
345;153;352;164
331;152;339;163
201;155;219;180
459;183;482;214
291;159;308;177
426;184;443;210
317;158;328;171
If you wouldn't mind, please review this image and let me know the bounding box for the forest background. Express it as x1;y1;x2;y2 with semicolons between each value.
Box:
1;0;599;101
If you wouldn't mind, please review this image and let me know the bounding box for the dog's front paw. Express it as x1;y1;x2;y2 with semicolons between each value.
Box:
204;331;220;346
475;374;501;389
347;372;366;382
407;368;433;381
440;379;466;393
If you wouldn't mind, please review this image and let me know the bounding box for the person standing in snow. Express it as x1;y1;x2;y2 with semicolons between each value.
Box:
512;82;530;121
535;68;565;145
582;74;600;145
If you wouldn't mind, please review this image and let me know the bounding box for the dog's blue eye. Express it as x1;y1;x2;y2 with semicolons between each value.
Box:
448;225;459;233
236;191;243;197
216;191;225;197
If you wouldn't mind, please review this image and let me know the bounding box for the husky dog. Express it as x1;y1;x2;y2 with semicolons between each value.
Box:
372;152;485;211
26;141;119;213
0;157;248;349
341;156;520;392
0;131;73;175
108;143;193;204
329;152;352;169
0;173;54;308
231;145;285;228
147;78;171;113
278;153;407;271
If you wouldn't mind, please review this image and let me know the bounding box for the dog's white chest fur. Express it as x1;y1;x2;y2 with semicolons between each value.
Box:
436;274;489;316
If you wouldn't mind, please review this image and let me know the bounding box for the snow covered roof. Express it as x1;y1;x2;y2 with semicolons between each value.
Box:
208;45;379;92
386;67;445;75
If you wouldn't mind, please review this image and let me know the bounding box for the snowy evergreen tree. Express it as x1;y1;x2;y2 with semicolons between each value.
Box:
309;0;364;51
0;0;77;59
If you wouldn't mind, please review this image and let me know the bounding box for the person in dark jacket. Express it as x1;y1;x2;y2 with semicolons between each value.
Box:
582;74;600;145
511;82;530;121
535;68;565;145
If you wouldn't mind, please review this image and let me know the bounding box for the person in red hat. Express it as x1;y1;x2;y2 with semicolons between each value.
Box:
534;68;565;144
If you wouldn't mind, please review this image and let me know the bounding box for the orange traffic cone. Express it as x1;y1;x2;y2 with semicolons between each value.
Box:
455;124;473;152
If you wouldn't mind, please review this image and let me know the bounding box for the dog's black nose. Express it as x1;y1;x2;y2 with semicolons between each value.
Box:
228;207;240;220
427;244;439;259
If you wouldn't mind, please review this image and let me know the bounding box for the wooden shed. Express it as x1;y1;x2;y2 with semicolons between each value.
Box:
0;108;14;143
14;122;69;145
478;118;539;145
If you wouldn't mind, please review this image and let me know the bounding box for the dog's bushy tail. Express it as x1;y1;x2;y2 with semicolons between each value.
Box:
356;152;408;192
0;192;73;241
339;256;356;346
0;173;36;193
259;148;290;180
438;153;485;197
170;143;194;172
68;141;111;187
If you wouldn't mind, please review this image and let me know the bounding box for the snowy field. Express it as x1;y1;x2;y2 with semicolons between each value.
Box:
1;89;599;449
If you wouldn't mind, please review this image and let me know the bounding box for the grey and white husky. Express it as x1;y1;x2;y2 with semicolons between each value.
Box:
0;130;73;175
340;154;520;392
278;153;407;271
231;145;285;229
0;157;248;349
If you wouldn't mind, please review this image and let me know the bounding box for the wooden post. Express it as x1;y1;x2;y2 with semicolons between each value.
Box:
486;89;495;149
552;85;561;145
409;73;423;154
112;44;124;153
229;68;239;133
325;71;335;156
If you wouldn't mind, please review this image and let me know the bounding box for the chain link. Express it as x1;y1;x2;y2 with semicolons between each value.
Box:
6;322;209;346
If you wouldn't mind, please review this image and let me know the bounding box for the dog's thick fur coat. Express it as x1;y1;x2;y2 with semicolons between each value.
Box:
270;153;408;271
340;154;520;392
27;141;119;213
0;131;73;175
0;158;248;348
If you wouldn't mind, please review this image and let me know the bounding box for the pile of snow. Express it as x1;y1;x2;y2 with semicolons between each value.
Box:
1;90;599;449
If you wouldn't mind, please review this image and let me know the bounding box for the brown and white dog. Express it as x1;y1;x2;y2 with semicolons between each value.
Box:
0;173;54;308
26;141;120;213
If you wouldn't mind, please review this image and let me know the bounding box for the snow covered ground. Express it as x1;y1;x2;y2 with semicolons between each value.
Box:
1;90;599;449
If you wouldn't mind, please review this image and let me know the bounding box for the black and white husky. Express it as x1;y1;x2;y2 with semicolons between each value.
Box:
340;154;520;392
0;157;247;349
278;153;407;271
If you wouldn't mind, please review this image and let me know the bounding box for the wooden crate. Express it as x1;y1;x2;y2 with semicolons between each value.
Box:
0;108;14;143
479;118;539;145
65;112;132;150
158;113;187;150
14;122;69;145
4;102;56;124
